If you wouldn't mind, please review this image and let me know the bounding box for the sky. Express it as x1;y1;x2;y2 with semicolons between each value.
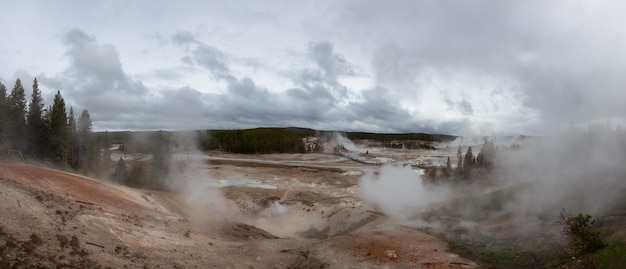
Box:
1;0;626;135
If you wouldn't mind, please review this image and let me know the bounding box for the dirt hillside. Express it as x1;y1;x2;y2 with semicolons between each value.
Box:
0;161;477;268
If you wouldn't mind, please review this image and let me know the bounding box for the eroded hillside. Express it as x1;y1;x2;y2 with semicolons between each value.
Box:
0;161;476;268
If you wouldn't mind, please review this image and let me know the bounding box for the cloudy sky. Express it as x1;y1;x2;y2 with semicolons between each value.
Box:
1;1;625;135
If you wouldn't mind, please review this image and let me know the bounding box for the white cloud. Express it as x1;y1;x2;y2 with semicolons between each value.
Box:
1;1;625;135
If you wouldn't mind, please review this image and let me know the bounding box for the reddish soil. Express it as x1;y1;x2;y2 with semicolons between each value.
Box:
0;160;478;268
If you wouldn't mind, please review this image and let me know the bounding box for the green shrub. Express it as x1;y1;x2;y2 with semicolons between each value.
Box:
560;210;606;256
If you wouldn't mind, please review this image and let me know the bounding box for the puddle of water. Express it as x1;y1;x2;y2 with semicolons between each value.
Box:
219;178;277;189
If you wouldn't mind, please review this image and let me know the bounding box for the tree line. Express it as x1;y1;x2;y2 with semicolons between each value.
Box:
424;139;497;181
0;78;104;172
346;132;456;142
204;128;308;153
202;128;454;154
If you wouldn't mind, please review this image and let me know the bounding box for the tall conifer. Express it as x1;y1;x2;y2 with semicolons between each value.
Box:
27;78;46;159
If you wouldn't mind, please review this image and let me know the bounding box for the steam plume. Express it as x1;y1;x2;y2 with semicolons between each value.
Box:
359;127;626;234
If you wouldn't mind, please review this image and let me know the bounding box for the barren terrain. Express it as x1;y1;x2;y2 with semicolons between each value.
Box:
0;148;478;268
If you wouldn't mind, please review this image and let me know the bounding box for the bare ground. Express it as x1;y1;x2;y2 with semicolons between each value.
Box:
0;155;477;268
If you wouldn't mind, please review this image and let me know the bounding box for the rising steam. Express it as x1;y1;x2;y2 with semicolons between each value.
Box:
359;165;449;219
494;128;626;218
161;131;239;222
359;126;626;234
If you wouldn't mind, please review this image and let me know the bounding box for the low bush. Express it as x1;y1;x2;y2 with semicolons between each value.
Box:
560;210;606;256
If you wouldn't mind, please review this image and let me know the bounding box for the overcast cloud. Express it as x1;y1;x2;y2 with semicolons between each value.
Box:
1;0;625;135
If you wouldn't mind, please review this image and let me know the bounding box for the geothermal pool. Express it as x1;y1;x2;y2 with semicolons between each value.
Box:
219;178;277;189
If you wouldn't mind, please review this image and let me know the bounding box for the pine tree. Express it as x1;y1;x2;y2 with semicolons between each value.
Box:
43;105;52;126
47;91;68;164
8;79;28;152
67;107;79;168
455;146;463;175
476;151;484;167
463;146;474;178
68;107;76;134
444;156;452;177
0;82;8;145
27;78;46;159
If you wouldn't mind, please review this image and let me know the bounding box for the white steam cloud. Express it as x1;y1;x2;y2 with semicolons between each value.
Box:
495;130;626;218
322;132;362;153
359;165;449;219
162;132;239;223
359;126;626;234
